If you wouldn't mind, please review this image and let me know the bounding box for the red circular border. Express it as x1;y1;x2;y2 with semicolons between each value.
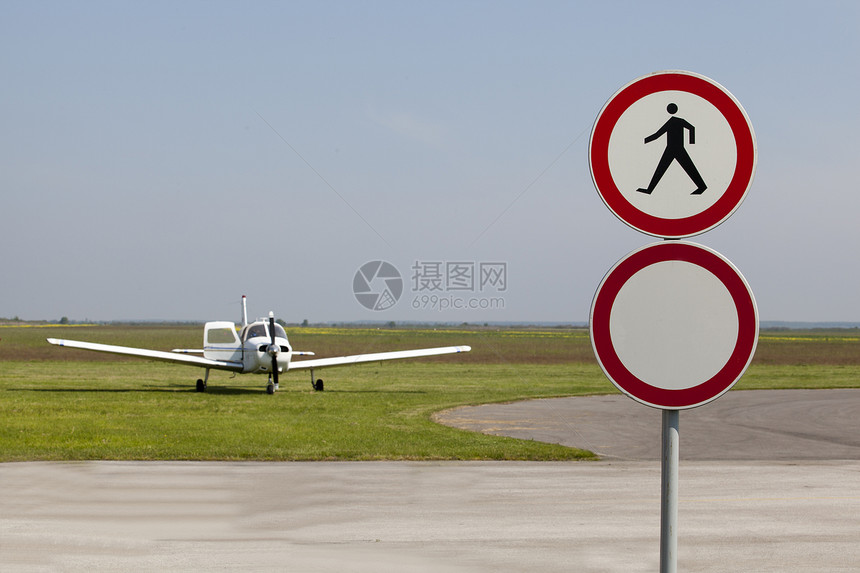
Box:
590;242;758;409
589;72;756;238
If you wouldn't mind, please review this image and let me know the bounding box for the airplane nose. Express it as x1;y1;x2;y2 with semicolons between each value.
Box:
266;343;280;358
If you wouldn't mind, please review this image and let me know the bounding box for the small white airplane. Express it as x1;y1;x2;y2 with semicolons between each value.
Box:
47;296;471;394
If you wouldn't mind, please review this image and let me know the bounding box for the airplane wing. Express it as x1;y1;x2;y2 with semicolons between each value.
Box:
46;338;244;372
287;345;471;371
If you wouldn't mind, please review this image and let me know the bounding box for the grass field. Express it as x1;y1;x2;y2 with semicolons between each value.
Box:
1;324;858;461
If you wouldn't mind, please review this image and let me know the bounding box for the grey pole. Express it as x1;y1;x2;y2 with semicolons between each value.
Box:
660;409;679;573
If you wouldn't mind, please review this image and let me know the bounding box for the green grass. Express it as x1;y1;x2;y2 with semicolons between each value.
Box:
1;325;858;461
1;361;602;461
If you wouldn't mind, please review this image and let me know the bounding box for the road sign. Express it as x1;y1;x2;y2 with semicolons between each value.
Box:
590;241;758;410
589;71;757;238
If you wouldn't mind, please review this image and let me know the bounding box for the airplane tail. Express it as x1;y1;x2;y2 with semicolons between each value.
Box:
242;295;248;327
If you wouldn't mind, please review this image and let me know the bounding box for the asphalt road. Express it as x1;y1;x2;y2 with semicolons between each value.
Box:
2;389;858;572
435;388;860;461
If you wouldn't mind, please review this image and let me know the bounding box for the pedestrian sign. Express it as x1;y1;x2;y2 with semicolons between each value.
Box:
589;71;756;238
587;71;759;571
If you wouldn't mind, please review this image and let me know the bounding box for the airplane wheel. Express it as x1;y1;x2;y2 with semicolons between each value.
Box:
196;379;206;392
266;384;275;395
314;379;324;392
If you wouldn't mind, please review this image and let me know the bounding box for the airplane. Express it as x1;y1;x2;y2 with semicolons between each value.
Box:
47;296;471;394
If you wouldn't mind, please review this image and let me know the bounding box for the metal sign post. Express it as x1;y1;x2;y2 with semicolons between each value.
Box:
660;409;679;573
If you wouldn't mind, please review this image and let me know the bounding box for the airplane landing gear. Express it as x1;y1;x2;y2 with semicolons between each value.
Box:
196;369;210;392
310;369;324;391
267;373;278;395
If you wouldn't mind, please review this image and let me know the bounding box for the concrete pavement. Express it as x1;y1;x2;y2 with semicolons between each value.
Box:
1;460;858;572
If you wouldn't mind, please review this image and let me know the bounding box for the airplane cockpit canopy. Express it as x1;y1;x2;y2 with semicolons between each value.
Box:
242;321;288;341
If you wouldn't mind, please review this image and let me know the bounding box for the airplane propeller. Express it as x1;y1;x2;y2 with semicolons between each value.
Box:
267;312;280;392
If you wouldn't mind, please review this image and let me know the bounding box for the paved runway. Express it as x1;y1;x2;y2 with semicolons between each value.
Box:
2;390;859;572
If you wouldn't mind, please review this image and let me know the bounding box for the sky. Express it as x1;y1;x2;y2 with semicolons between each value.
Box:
2;1;859;324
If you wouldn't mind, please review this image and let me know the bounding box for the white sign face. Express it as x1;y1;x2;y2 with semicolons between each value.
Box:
610;259;739;390
608;91;737;220
590;71;756;238
590;241;758;410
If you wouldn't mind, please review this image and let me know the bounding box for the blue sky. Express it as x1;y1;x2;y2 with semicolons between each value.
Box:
2;1;859;323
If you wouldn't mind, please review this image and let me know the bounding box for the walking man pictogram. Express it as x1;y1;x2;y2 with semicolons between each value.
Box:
637;103;707;195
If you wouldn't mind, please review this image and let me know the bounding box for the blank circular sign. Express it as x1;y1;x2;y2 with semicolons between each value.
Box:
590;241;758;409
